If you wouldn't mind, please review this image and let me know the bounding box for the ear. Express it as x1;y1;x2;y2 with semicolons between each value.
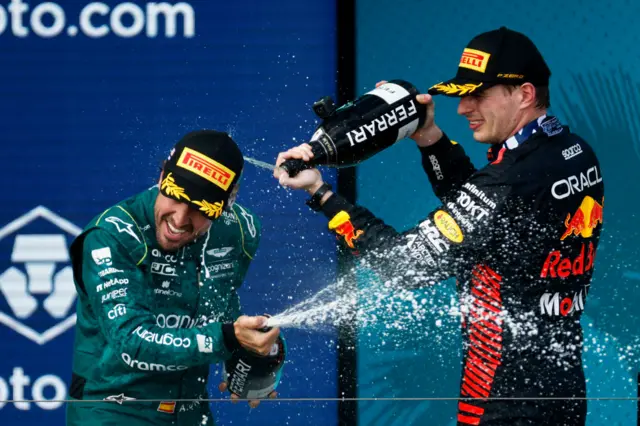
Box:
158;170;164;186
519;83;536;109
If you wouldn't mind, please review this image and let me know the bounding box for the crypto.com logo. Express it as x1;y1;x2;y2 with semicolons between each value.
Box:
0;1;195;39
0;206;80;344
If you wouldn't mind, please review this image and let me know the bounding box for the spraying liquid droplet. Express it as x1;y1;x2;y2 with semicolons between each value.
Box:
244;156;276;171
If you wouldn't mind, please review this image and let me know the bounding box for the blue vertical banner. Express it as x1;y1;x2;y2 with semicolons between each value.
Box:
355;0;640;425
0;1;339;425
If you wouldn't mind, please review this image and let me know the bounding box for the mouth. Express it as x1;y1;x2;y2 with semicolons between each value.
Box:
469;120;483;131
164;219;189;242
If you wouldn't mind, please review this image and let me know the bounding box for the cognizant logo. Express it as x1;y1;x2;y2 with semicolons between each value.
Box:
0;1;195;38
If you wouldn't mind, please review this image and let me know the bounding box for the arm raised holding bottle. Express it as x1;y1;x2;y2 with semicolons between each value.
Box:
278;80;427;178
272;86;503;288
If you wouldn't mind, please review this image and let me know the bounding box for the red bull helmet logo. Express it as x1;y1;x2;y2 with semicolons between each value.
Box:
561;196;604;240
328;211;364;249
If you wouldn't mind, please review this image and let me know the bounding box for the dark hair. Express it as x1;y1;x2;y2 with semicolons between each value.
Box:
504;84;550;109
534;86;550;109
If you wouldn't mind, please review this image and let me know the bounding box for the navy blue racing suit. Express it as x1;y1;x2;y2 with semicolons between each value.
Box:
318;116;603;426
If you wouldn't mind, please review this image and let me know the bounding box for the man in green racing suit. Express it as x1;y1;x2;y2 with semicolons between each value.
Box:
66;130;280;426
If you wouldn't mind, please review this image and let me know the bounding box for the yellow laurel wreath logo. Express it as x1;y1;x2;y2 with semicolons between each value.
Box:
161;173;191;201
430;82;483;96
193;199;224;219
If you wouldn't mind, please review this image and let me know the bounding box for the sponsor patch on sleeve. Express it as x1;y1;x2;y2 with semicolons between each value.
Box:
92;247;113;266
328;211;364;249
196;334;213;353
433;210;464;243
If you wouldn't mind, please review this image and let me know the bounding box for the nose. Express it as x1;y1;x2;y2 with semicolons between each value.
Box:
457;96;475;116
171;202;191;228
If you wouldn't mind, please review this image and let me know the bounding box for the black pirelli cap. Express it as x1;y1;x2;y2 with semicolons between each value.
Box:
160;130;243;220
428;26;551;97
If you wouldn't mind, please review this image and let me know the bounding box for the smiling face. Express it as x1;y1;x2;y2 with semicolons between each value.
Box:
153;187;211;252
457;84;537;144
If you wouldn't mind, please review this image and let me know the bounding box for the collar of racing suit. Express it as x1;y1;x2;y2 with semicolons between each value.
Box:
486;114;564;162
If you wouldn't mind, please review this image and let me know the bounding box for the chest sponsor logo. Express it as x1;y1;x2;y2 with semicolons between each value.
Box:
462;183;497;209
540;290;586;316
433;210;464;243
101;288;127;303
206;262;235;274
551;166;602;200
155;313;204;329
107;304;127;320
121;353;187;372
206;247;234;258
105;216;141;243
132;326;191;348
540;242;595;279
151;249;177;263
456;191;489;221
154;281;182;298
151;262;177;276
96;277;129;292
561;196;603;240
562;144;583;160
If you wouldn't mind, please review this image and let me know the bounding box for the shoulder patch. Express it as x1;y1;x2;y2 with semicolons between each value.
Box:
104;216;141;243
233;204;258;239
95;206;148;265
230;203;261;260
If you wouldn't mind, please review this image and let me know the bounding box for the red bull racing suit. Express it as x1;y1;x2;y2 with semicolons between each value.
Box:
319;116;603;426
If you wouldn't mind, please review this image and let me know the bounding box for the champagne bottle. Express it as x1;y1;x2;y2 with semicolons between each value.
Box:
223;335;286;399
280;79;426;177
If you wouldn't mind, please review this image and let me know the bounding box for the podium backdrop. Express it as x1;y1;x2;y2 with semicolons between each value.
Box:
0;1;339;425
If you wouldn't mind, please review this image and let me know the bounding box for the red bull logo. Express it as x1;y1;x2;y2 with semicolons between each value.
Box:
540;242;595;279
328;211;364;249
560;196;603;240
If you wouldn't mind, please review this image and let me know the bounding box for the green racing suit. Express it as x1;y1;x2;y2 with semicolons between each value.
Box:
65;186;261;426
